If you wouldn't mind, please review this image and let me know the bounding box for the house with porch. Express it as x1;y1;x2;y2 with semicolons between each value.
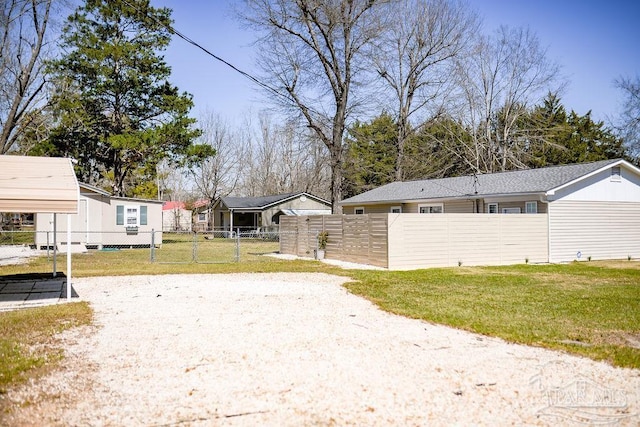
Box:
212;192;331;233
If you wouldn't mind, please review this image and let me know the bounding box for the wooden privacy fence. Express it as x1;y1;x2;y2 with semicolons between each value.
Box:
280;213;549;270
279;214;389;267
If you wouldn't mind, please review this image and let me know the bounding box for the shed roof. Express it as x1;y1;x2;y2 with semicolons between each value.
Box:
220;192;330;210
0;156;79;213
162;201;188;211
341;159;623;205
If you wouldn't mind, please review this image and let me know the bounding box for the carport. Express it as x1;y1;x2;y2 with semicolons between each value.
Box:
0;156;79;300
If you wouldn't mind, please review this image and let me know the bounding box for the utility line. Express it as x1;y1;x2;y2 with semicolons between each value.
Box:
119;0;297;110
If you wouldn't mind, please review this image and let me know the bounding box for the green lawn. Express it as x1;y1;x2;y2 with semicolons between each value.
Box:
345;261;640;368
0;242;638;399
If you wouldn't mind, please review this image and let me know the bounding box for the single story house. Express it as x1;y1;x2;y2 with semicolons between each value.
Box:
35;183;163;250
339;158;640;263
212;192;331;233
162;201;192;232
192;199;211;231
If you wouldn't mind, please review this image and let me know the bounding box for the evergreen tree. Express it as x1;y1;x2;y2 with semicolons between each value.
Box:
403;116;470;180
343;114;398;198
526;94;627;167
45;0;204;197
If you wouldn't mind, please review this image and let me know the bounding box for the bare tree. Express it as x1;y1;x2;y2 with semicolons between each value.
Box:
615;75;640;159
0;0;53;154
371;0;478;180
240;113;330;198
453;26;561;173
187;111;246;227
242;0;383;212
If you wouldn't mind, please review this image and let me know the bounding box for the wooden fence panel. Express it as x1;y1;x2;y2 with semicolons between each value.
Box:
278;214;388;267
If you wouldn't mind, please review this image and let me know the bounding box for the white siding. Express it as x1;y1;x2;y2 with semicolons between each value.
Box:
551;165;640;202
548;201;640;263
388;214;548;270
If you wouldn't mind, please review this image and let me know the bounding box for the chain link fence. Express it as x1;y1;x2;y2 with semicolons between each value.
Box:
0;228;282;266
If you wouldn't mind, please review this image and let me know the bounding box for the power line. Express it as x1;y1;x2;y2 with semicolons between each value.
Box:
119;0;294;107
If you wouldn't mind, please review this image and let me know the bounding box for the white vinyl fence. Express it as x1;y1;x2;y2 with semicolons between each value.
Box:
280;213;549;270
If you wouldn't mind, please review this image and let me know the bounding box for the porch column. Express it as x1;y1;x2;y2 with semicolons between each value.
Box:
53;213;57;277
229;209;234;237
66;214;72;300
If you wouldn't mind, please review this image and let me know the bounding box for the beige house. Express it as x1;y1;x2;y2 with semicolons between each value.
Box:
212;192;331;233
35;183;163;250
340;159;640;263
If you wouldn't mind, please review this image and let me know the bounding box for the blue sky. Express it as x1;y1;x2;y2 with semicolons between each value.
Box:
153;0;640;125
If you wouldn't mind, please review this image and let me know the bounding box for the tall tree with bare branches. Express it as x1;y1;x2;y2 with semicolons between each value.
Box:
453;26;561;173
371;0;478;180
241;0;383;212
240;113;330;198
615;75;640;160
187;111;246;225
0;0;53;154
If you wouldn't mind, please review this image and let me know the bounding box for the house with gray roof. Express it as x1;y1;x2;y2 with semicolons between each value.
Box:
340;159;640;263
211;192;331;233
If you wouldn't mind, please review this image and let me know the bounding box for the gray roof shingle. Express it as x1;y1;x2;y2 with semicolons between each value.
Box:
341;159;621;205
222;192;329;210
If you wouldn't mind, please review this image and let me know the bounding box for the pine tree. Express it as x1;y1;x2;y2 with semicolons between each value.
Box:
45;0;204;197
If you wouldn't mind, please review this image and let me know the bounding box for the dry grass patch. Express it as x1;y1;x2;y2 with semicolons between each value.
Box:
0;302;92;397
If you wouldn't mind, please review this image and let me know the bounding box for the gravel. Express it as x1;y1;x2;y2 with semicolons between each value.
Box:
0;245;41;266
4;273;639;426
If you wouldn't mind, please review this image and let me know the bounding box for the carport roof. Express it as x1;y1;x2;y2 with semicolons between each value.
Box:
0;155;79;213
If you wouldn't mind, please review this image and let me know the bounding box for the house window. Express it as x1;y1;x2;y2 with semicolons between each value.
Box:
117;205;145;226
126;206;139;226
390;206;402;213
198;213;206;222
525;201;538;214
487;203;498;214
354;207;365;215
418;204;444;214
502;207;521;214
611;166;621;182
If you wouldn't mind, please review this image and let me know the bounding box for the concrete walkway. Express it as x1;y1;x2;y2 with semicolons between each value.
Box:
0;273;77;311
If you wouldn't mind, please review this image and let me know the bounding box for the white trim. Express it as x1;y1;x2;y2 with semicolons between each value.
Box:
354;207;365;215
341;192;546;206
390;206;402;213
487;203;498;214
418;203;444;214
547;159;638;196
125;205;140;227
502;207;521;214
525;201;538;214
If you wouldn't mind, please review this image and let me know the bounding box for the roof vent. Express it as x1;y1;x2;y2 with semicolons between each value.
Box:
611;166;621;182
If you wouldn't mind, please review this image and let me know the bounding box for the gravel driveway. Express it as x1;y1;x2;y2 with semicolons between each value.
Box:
5;273;639;425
